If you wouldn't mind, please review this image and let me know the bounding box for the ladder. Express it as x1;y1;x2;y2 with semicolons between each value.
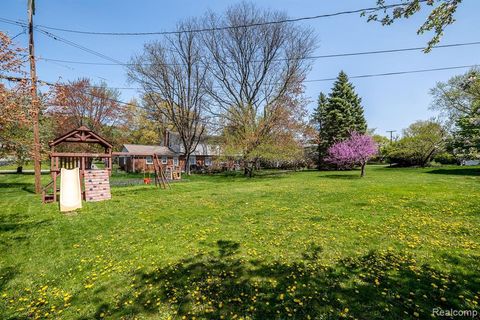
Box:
152;154;170;189
42;180;58;203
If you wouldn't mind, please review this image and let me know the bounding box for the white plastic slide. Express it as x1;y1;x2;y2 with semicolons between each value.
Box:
60;167;82;212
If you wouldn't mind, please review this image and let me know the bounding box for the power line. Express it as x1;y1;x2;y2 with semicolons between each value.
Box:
90;64;480;88
308;41;480;59
0;17;26;28
2;62;477;130
18;25;480;89
36;29;125;65
4;63;476;92
0;1;466;72
0;75;217;126
8;19;479;77
1;1;425;37
0;18;125;66
304;65;479;83
32;40;480;67
10;29;26;40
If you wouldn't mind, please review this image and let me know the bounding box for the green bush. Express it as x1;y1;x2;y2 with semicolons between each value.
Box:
433;152;458;165
385;121;446;167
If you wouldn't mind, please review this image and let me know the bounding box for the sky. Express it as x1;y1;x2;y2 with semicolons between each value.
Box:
1;0;479;138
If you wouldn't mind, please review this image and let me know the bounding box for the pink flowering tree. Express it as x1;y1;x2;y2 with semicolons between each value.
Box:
325;132;378;177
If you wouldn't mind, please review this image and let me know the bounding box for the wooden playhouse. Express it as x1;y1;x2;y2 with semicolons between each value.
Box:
42;126;113;204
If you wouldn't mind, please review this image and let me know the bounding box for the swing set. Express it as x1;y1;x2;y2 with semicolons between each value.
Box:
112;153;171;189
141;155;170;188
143;167;152;184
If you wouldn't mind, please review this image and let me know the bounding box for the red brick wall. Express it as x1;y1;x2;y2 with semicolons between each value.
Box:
120;156;183;173
118;155;237;173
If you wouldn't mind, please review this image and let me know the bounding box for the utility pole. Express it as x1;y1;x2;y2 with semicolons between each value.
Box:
28;0;42;194
386;130;396;143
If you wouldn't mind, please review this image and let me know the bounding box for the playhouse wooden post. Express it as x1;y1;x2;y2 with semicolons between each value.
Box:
81;156;86;200
53;171;57;203
53;155;58;203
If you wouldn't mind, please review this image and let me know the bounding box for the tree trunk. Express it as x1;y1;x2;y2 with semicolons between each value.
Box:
360;162;366;177
243;160;254;178
317;144;322;170
16;166;23;174
254;159;260;170
421;148;437;167
185;154;191;175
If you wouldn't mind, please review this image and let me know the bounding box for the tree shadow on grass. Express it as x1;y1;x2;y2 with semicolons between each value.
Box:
0;182;36;194
0;172;49;175
202;170;292;183
93;241;480;320
0;213;51;233
322;174;361;180
0;266;18;292
426;168;480;177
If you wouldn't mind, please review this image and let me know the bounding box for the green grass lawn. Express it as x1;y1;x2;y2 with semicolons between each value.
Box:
1;166;479;319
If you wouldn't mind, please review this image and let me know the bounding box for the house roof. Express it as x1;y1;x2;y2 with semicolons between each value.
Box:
169;142;222;156
163;130;222;156
122;144;177;156
191;143;222;156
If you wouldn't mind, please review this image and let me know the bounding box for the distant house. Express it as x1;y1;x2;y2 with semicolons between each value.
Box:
461;159;480;166
162;130;223;170
118;144;180;174
118;130;231;175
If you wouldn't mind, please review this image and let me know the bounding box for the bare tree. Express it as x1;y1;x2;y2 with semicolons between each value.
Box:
128;20;208;175
200;2;316;176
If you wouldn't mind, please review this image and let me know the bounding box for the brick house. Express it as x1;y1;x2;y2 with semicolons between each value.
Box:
118;131;233;176
118;144;181;175
161;130;223;170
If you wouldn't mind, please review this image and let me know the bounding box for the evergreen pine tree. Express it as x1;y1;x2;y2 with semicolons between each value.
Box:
312;92;328;168
315;71;367;167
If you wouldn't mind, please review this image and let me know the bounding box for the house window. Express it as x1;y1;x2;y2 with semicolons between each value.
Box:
161;156;168;164
145;156;153;165
189;155;196;165
173;157;179;166
205;157;212;166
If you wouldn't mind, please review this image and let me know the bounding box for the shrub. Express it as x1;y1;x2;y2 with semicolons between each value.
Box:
433;152;458;165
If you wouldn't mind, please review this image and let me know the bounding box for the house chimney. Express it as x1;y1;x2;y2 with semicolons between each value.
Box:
163;129;169;147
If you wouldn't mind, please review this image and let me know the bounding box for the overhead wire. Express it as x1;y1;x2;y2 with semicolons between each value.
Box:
304;65;479;83
28;40;480;67
0;0;474;112
0;17;125;66
30;1;426;36
3;64;478;91
2;61;477;129
35;29;125;65
1;1;426;37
